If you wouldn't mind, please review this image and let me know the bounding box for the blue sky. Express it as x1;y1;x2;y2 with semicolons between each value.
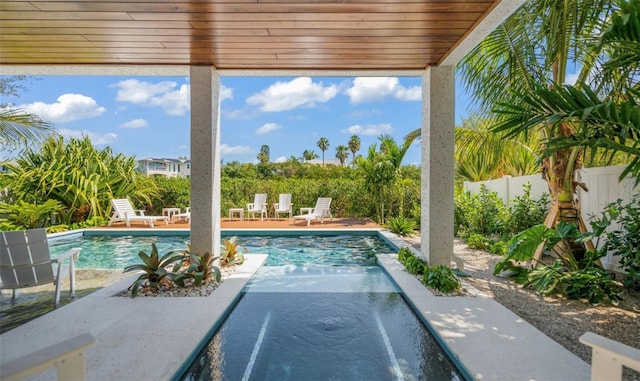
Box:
2;75;475;165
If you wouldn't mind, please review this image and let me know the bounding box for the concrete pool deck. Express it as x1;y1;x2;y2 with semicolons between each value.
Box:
0;229;590;380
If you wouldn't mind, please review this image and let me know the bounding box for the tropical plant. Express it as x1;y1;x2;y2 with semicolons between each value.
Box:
385;216;416;236
348;135;361;166
302;149;319;161
220;236;247;266
493;0;640;184
454;185;508;238
404;255;428;275
585;194;640;289
335;145;349;166
0;108;54;149
0;199;64;230
494;221;624;304
0;76;54;148
257;145;270;164
123;243;184;297
505;183;550;235
174;252;221;287
356;145;396;223
397;247;414;262
422;265;461;294
317;137;330;166
4;135;158;224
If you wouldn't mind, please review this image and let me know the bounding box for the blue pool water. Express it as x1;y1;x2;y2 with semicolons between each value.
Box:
174;239;466;380
48;233;392;269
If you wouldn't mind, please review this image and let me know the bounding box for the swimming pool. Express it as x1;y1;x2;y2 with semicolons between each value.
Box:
170;236;468;380
48;231;391;269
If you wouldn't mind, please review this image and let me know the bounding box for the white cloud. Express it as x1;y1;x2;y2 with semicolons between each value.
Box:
178;145;188;151
57;128;117;145
342;123;392;136
256;122;282;135
19;94;106;124
274;156;287;163
345;77;421;104
246;77;338;112
220;85;233;102
120;118;148;129
112;79;190;116
565;72;579;85
220;144;251;155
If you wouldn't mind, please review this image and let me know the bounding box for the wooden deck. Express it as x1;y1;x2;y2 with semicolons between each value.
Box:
104;217;382;230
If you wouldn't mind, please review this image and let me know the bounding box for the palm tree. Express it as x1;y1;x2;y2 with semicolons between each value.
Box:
348;135;361;166
302;149;319;161
317;137;330;166
257;144;270;164
448;115;540;183
406;1;615;240
492;1;640;183
0;108;54;148
356;145;396;223
335;145;350;166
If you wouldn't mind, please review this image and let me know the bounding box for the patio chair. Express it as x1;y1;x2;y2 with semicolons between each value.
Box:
172;207;191;223
108;198;169;228
273;193;293;220
292;197;333;226
0;228;81;308
246;193;268;221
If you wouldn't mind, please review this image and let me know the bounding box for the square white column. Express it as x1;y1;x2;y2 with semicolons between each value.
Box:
190;66;221;256
421;66;455;266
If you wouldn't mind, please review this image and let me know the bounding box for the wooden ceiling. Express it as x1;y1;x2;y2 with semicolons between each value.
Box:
0;0;501;71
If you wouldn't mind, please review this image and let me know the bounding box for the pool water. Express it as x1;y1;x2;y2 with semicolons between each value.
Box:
176;247;466;380
48;234;391;269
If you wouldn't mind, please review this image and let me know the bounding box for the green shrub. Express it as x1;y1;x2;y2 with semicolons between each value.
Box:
397;247;414;263
466;233;493;251
0;199;64;230
489;240;508;255
587;194;640;289
506;183;549;235
422;265;461;294
385;216;416;236
404;255;427;275
454;185;508;237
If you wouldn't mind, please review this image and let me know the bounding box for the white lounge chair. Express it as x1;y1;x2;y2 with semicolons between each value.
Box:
0;228;81;308
293;197;333;226
172;207;191;223
273;193;293;220
246;193;268;221
108;198;169;228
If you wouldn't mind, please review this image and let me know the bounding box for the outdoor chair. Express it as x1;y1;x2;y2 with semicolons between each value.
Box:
273;193;293;220
0;228;81;308
246;193;268;221
108;198;169;228
293;197;333;226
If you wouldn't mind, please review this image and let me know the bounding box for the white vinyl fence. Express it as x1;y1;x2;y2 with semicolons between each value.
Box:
463;165;639;270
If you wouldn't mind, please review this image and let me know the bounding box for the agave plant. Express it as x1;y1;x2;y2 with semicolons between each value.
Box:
123;243;184;297
220;236;246;266
174;252;221;287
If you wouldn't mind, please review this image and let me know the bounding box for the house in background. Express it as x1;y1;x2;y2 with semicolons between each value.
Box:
136;157;191;178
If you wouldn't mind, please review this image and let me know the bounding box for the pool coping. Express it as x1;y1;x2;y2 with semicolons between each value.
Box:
1;229;590;380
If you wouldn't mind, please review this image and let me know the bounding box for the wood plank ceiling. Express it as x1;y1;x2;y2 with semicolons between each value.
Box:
0;0;499;71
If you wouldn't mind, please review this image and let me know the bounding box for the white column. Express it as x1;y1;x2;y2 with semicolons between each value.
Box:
421;66;455;267
190;66;221;256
